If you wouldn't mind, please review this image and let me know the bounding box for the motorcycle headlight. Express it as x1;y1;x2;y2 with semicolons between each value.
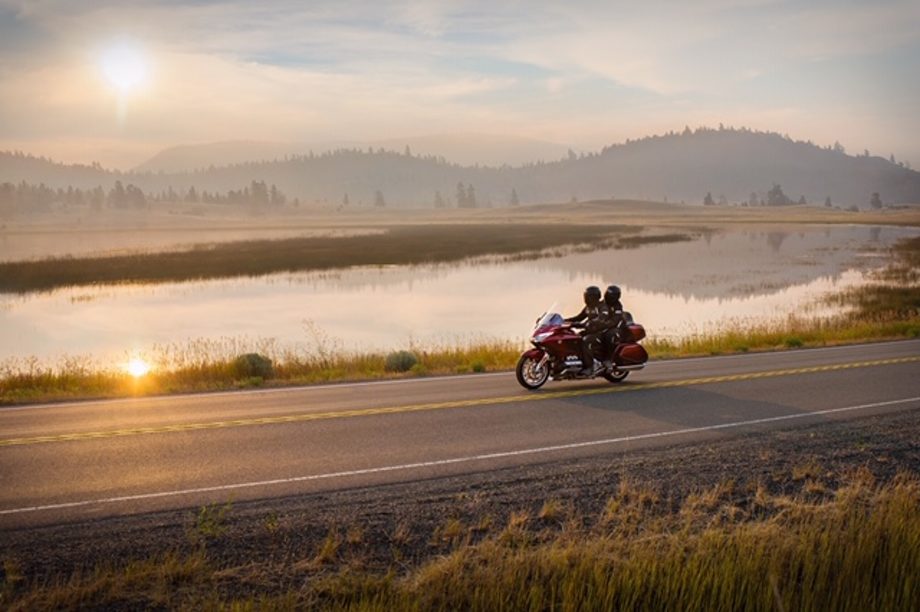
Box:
532;331;553;343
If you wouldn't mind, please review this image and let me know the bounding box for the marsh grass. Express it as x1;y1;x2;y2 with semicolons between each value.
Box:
0;223;629;293
6;472;919;610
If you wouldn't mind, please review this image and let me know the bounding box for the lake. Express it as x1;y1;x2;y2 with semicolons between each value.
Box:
0;224;914;368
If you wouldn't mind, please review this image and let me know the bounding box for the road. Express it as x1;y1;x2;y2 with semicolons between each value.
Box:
1;340;918;529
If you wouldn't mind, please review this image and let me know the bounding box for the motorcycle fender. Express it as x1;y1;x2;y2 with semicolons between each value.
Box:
522;347;545;360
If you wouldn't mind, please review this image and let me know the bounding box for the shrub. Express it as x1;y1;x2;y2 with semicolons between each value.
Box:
232;353;274;379
471;361;486;373
385;350;418;373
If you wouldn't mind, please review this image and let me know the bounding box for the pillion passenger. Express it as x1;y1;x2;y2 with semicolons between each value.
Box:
565;285;611;375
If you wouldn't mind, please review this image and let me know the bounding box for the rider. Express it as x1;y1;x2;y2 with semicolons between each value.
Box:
601;285;625;365
565;285;609;375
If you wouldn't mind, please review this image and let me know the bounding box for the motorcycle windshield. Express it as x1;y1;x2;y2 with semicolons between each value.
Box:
535;309;564;330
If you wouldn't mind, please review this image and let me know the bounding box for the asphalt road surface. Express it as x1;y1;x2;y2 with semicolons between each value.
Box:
1;340;918;529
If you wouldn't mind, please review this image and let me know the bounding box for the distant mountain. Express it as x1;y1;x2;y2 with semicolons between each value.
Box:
133;134;573;173
366;133;572;167
133;141;308;174
3;128;919;208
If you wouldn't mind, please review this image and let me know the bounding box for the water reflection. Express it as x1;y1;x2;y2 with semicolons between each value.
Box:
0;225;915;364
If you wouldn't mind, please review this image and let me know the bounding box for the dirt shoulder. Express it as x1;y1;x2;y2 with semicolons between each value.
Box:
3;406;919;592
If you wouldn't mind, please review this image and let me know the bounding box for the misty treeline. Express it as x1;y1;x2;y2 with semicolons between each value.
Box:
1;126;918;210
703;183;887;210
0;179;291;217
704;183;809;207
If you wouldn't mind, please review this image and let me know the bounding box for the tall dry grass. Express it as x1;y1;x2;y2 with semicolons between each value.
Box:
6;472;919;610
0;335;523;404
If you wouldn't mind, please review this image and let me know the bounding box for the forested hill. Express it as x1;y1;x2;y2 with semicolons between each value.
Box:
2;128;918;208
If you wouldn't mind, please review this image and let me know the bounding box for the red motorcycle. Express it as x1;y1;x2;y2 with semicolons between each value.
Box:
515;309;649;390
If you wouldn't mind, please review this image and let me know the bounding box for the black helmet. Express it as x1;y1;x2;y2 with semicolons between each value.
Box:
604;285;621;306
583;285;601;306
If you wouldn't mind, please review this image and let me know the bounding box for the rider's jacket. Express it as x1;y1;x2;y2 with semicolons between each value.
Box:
566;303;612;333
605;299;625;330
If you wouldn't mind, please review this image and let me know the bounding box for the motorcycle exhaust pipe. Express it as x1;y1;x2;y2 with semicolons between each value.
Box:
615;364;646;371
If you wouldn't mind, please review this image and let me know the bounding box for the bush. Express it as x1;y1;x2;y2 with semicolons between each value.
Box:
232;353;274;379
410;363;428;376
385;350;418;373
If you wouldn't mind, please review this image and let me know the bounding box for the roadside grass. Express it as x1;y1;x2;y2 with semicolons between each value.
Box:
1;237;918;405
644;316;920;359
0;338;523;405
5;471;919;610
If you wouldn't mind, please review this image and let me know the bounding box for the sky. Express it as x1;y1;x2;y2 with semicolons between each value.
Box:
0;0;918;170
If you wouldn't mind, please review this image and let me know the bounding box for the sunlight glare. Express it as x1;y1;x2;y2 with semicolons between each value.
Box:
100;44;150;94
126;357;151;378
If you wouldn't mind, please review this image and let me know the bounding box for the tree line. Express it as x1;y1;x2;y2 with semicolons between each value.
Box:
702;183;886;209
0;179;292;217
2;126;917;209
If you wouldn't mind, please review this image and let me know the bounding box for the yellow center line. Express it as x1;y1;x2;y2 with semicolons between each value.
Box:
2;356;918;448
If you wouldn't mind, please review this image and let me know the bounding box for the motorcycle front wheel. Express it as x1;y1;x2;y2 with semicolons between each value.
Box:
516;353;550;390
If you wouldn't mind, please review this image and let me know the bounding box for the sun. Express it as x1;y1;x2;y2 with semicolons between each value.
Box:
126;357;151;378
99;43;150;95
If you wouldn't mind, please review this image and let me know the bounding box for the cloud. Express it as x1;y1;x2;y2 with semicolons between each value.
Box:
0;0;918;167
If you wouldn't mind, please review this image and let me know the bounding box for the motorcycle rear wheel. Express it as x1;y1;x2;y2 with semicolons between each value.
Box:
602;369;629;383
516;354;550;390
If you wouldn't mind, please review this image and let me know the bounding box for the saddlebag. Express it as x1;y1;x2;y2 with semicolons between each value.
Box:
614;343;648;366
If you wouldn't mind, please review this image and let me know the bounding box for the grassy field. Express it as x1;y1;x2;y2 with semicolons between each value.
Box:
4;469;917;610
0;234;917;406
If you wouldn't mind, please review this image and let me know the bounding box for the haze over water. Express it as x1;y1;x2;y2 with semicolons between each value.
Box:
1;224;914;367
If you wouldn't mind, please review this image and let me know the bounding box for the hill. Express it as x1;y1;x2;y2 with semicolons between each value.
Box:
2;128;918;208
133;134;573;173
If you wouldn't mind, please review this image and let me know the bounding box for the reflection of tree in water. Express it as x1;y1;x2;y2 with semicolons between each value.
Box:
870;226;882;242
767;231;788;252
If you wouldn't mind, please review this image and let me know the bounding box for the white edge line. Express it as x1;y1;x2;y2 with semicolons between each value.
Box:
3;396;918;517
5;338;919;413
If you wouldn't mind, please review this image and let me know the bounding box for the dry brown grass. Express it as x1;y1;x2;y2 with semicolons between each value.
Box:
7;471;919;611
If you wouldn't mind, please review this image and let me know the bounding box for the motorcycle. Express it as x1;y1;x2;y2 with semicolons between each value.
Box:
515;308;649;390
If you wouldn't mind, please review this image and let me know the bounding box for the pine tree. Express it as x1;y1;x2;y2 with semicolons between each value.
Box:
109;180;127;208
766;184;791;206
466;185;477;208
456;182;468;208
